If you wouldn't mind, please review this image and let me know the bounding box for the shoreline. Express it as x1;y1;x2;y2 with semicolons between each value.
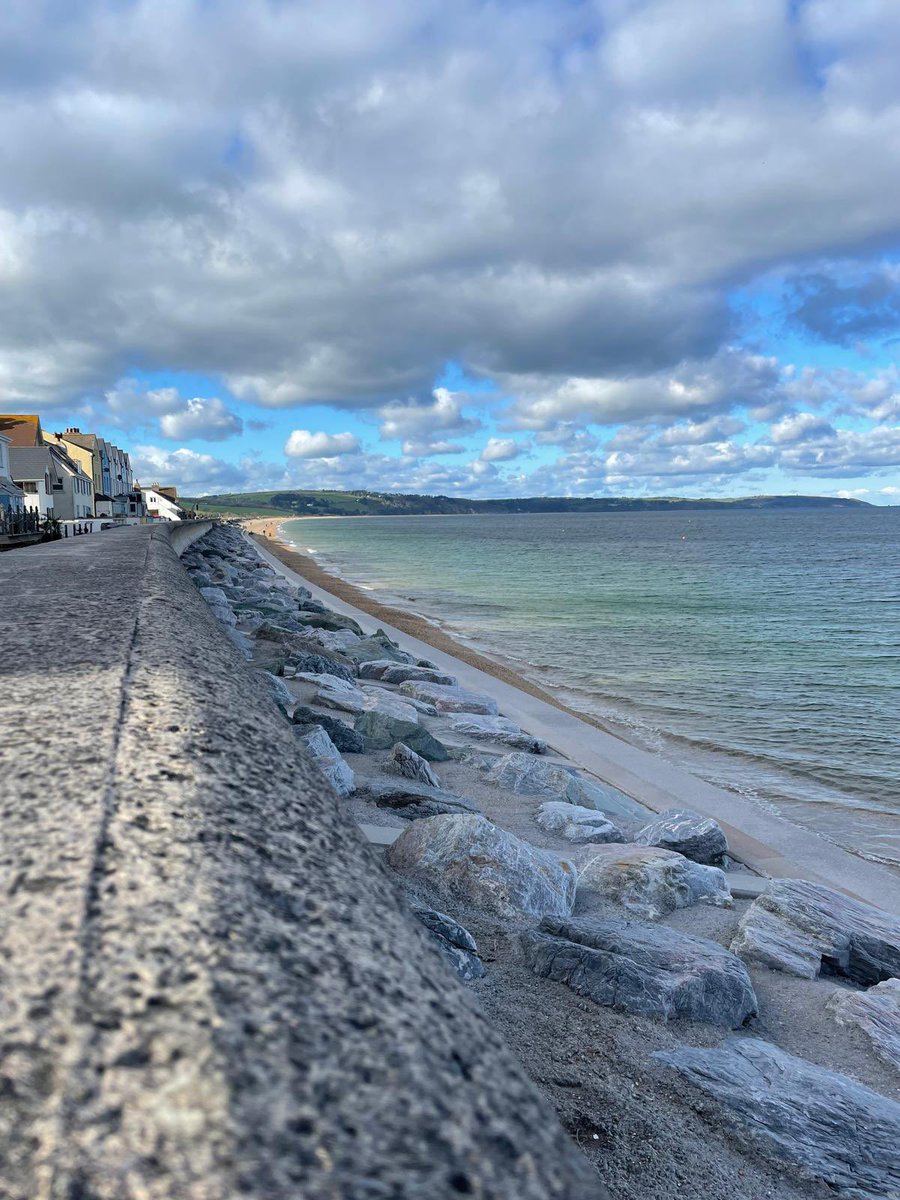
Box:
242;516;900;915
244;518;636;743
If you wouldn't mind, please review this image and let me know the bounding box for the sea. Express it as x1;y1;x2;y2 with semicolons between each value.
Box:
282;508;900;871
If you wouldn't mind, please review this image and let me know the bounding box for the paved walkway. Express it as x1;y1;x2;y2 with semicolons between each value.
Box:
251;533;900;918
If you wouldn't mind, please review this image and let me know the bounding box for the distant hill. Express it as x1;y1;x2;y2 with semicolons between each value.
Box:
183;489;872;519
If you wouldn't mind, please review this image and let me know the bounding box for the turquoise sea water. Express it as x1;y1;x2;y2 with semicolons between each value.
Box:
282;509;900;869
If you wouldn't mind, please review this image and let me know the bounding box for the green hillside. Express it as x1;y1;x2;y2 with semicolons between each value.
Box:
185;489;872;519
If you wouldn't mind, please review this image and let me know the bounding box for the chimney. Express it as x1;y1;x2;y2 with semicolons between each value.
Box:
66;427;80;434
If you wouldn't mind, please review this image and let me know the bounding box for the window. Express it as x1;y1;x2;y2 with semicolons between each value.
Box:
22;481;37;494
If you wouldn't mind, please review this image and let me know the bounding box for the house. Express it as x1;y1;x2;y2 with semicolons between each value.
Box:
50;427;144;519
0;414;44;449
138;483;186;521
9;446;57;517
0;433;26;514
47;444;95;520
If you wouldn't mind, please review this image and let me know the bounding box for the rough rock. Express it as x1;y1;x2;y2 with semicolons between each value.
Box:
261;670;296;718
576;844;732;919
296;725;355;797
344;632;416;665
354;711;450;761
306;628;362;653
636;808;728;864
523;917;757;1027
291;705;367;753
289;653;357;683
486;752;619;810
535;801;625;844
199;585;230;606
827;978;900;1071
410;902;486;981
293;610;364;636
657;1038;900;1199
387;814;577;920
292;672;368;714
359;660;458;686
730;879;900;983
449;713;548;754
361;686;421;723
355;779;480;820
207;601;238;627
399;681;499;715
387;743;441;787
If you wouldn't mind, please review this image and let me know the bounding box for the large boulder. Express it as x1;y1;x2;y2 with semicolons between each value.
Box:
657;1038;900;1199
291;705;367;753
360;661;458;686
354;711;450;761
635;808;728;865
535;801;625;845
296;725;354;797
387;742;441;787
387;814;577;920
399;681;499;715
576;844;732;920
486;752;624;811
410;902;486;981
291;672;368;715
344;632;417;665
730;879;900;983
827;978;900;1071
523;917;757;1027
261;670;296;718
449;713;547;754
355;779;480;820
293;610;364;636
361;687;421;723
289;653;357;683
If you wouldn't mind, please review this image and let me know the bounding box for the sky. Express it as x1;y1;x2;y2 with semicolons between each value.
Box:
2;1;900;502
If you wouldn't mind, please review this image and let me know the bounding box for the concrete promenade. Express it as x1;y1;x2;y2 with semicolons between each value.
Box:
0;525;599;1200
251;533;900;919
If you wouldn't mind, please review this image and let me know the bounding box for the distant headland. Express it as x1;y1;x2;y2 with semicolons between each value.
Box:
185;489;873;520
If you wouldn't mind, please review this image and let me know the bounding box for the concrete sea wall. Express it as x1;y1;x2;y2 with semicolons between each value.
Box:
0;524;599;1199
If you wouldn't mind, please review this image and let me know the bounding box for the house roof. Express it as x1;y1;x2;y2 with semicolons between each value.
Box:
0;415;43;447
60;430;99;451
0;477;25;499
9;446;54;481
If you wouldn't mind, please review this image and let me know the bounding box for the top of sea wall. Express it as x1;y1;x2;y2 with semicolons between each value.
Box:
0;524;598;1199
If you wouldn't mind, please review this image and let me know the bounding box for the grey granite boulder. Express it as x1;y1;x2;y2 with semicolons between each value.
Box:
399;680;499;715
297;725;355;797
344;632;417;665
361;687;421;723
261;670;296;718
354;711;450;761
294;610;364;636
523;917;757;1027
535;801;625;844
388;814;577;920
636;808;728;865
410;902;486;981
387;742;441;787
291;672;368;715
449;713;548;754
486;752;625;811
289;652;357;683
292;705;367;753
355;779;480;820
576;844;732;919
730;879;900;983
359;660;458;686
827;978;900;1071
657;1038;900;1198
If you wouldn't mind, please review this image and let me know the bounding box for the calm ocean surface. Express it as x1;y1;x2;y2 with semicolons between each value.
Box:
283;509;900;869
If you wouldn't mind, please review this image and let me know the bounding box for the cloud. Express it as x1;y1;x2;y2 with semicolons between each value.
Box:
479;437;523;462
378;388;481;444
4;0;900;421
159;396;243;441
785;264;900;347
130;444;249;493
284;429;361;458
770;412;837;445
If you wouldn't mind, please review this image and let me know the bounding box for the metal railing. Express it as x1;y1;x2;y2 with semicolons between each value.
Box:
0;508;43;537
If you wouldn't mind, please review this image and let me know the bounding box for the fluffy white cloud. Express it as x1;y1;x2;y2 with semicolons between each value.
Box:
479;437;523;462
159;396;243;441
284;429;361;458
770;412;837;445
3;0;900;420
378;388;481;444
130;445;249;493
